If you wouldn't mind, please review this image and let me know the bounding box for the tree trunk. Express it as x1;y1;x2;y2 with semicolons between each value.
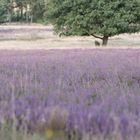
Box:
102;36;109;46
26;9;29;23
7;9;12;23
30;15;33;23
20;6;23;21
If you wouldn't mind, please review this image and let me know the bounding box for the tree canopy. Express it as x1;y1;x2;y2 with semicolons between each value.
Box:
46;0;140;45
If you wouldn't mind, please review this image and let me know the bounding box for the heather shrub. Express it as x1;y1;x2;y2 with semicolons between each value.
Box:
0;49;140;140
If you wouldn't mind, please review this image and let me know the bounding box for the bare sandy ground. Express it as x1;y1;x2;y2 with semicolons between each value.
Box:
0;24;140;50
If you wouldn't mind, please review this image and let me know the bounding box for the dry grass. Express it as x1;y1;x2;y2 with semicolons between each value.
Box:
0;24;140;50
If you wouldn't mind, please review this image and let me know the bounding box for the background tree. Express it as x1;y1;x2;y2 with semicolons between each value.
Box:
0;2;6;23
30;0;45;23
0;0;10;23
15;0;46;23
45;0;140;46
0;0;46;24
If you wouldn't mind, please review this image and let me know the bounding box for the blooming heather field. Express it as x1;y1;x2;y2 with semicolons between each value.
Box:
0;49;140;140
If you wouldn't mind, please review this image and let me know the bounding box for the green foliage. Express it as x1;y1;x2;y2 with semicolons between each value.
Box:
0;7;6;23
45;0;140;45
0;0;46;23
13;0;45;22
0;0;9;23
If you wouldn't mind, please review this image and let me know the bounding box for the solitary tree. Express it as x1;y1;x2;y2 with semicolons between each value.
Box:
45;0;140;46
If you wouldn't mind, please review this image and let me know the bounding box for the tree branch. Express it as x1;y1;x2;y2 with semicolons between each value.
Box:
91;34;103;40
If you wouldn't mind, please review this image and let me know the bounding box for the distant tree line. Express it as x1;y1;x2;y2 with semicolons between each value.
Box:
0;0;45;23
